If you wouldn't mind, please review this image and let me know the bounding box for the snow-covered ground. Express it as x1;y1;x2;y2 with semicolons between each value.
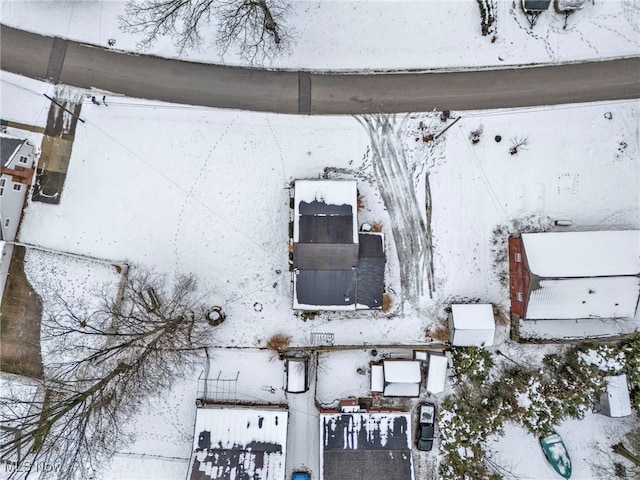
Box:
1;0;639;478
3;76;636;477
1;0;639;70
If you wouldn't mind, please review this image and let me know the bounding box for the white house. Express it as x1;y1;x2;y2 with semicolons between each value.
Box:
449;304;496;347
1;136;36;243
0;137;36;302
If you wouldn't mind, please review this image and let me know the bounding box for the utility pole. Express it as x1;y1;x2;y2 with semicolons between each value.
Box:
43;94;85;123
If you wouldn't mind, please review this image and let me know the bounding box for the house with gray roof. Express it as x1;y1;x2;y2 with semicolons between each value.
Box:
292;180;384;310
0;136;36;301
1;136;36;243
320;410;414;480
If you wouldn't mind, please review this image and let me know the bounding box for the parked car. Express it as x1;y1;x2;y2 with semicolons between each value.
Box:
292;472;310;480
416;402;436;451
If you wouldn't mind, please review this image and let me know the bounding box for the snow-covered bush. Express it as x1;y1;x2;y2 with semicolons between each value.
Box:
514;349;602;436
489;214;553;288
438;389;504;480
440;346;605;477
451;347;494;386
579;334;640;412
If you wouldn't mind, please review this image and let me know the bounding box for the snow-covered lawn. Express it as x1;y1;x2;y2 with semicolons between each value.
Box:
1;0;639;477
2;69;637;477
490;415;637;480
1;0;638;70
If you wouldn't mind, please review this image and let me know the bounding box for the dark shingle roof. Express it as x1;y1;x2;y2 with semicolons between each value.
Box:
322;413;412;480
0;137;25;168
356;234;385;308
298;215;354;244
294;243;358;270
357;257;385;308
299;200;352;216
295;269;357;306
322;450;413;480
523;0;551;11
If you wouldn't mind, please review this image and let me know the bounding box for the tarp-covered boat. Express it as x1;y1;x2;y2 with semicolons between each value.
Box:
540;432;572;479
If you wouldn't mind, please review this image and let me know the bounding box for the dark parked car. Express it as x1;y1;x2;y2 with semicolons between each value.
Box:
417;402;436;451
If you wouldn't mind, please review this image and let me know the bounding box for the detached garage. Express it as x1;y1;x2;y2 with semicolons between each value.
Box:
449;304;495;347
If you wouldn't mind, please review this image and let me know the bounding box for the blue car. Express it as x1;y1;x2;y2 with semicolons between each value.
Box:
292;472;310;480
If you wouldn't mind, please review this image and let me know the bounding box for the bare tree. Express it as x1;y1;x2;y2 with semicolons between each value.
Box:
509;135;529;155
121;0;291;63
214;0;291;62
0;266;217;479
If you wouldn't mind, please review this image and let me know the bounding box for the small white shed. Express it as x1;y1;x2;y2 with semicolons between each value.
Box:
285;358;308;393
382;360;421;397
371;364;384;394
449;304;495;347
600;374;632;418
426;354;448;394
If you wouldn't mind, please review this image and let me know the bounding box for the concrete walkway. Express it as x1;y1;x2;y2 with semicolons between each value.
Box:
1;25;639;114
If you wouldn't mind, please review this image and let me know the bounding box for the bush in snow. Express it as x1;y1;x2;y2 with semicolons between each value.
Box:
440;346;605;477
451;347;494;386
476;0;497;40
489;214;553;289
514;348;602;436
438;388;504;480
579;334;640;412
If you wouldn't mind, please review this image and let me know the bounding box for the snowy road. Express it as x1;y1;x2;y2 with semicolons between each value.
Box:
1;25;639;114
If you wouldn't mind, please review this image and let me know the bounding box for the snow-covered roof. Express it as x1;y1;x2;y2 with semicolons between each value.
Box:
293;180;358;243
0;136;25;168
601;374;632;418
426;354;448;394
450;304;495;346
526;276;640;320
371;364;384;393
188;406;288;480
382;360;421;383
521;231;640;278
286;358;307;393
383;382;420;397
321;411;414;480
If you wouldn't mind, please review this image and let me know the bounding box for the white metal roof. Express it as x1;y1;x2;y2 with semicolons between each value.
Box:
383;382;420;397
383;360;421;383
426;354;448;394
293;180;358;243
450;304;495;346
526;276;640;320
521;230;640;277
371;364;384;392
602;374;632;417
189;406;288;480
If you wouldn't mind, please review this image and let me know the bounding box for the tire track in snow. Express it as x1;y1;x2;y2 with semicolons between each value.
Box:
357;114;434;308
